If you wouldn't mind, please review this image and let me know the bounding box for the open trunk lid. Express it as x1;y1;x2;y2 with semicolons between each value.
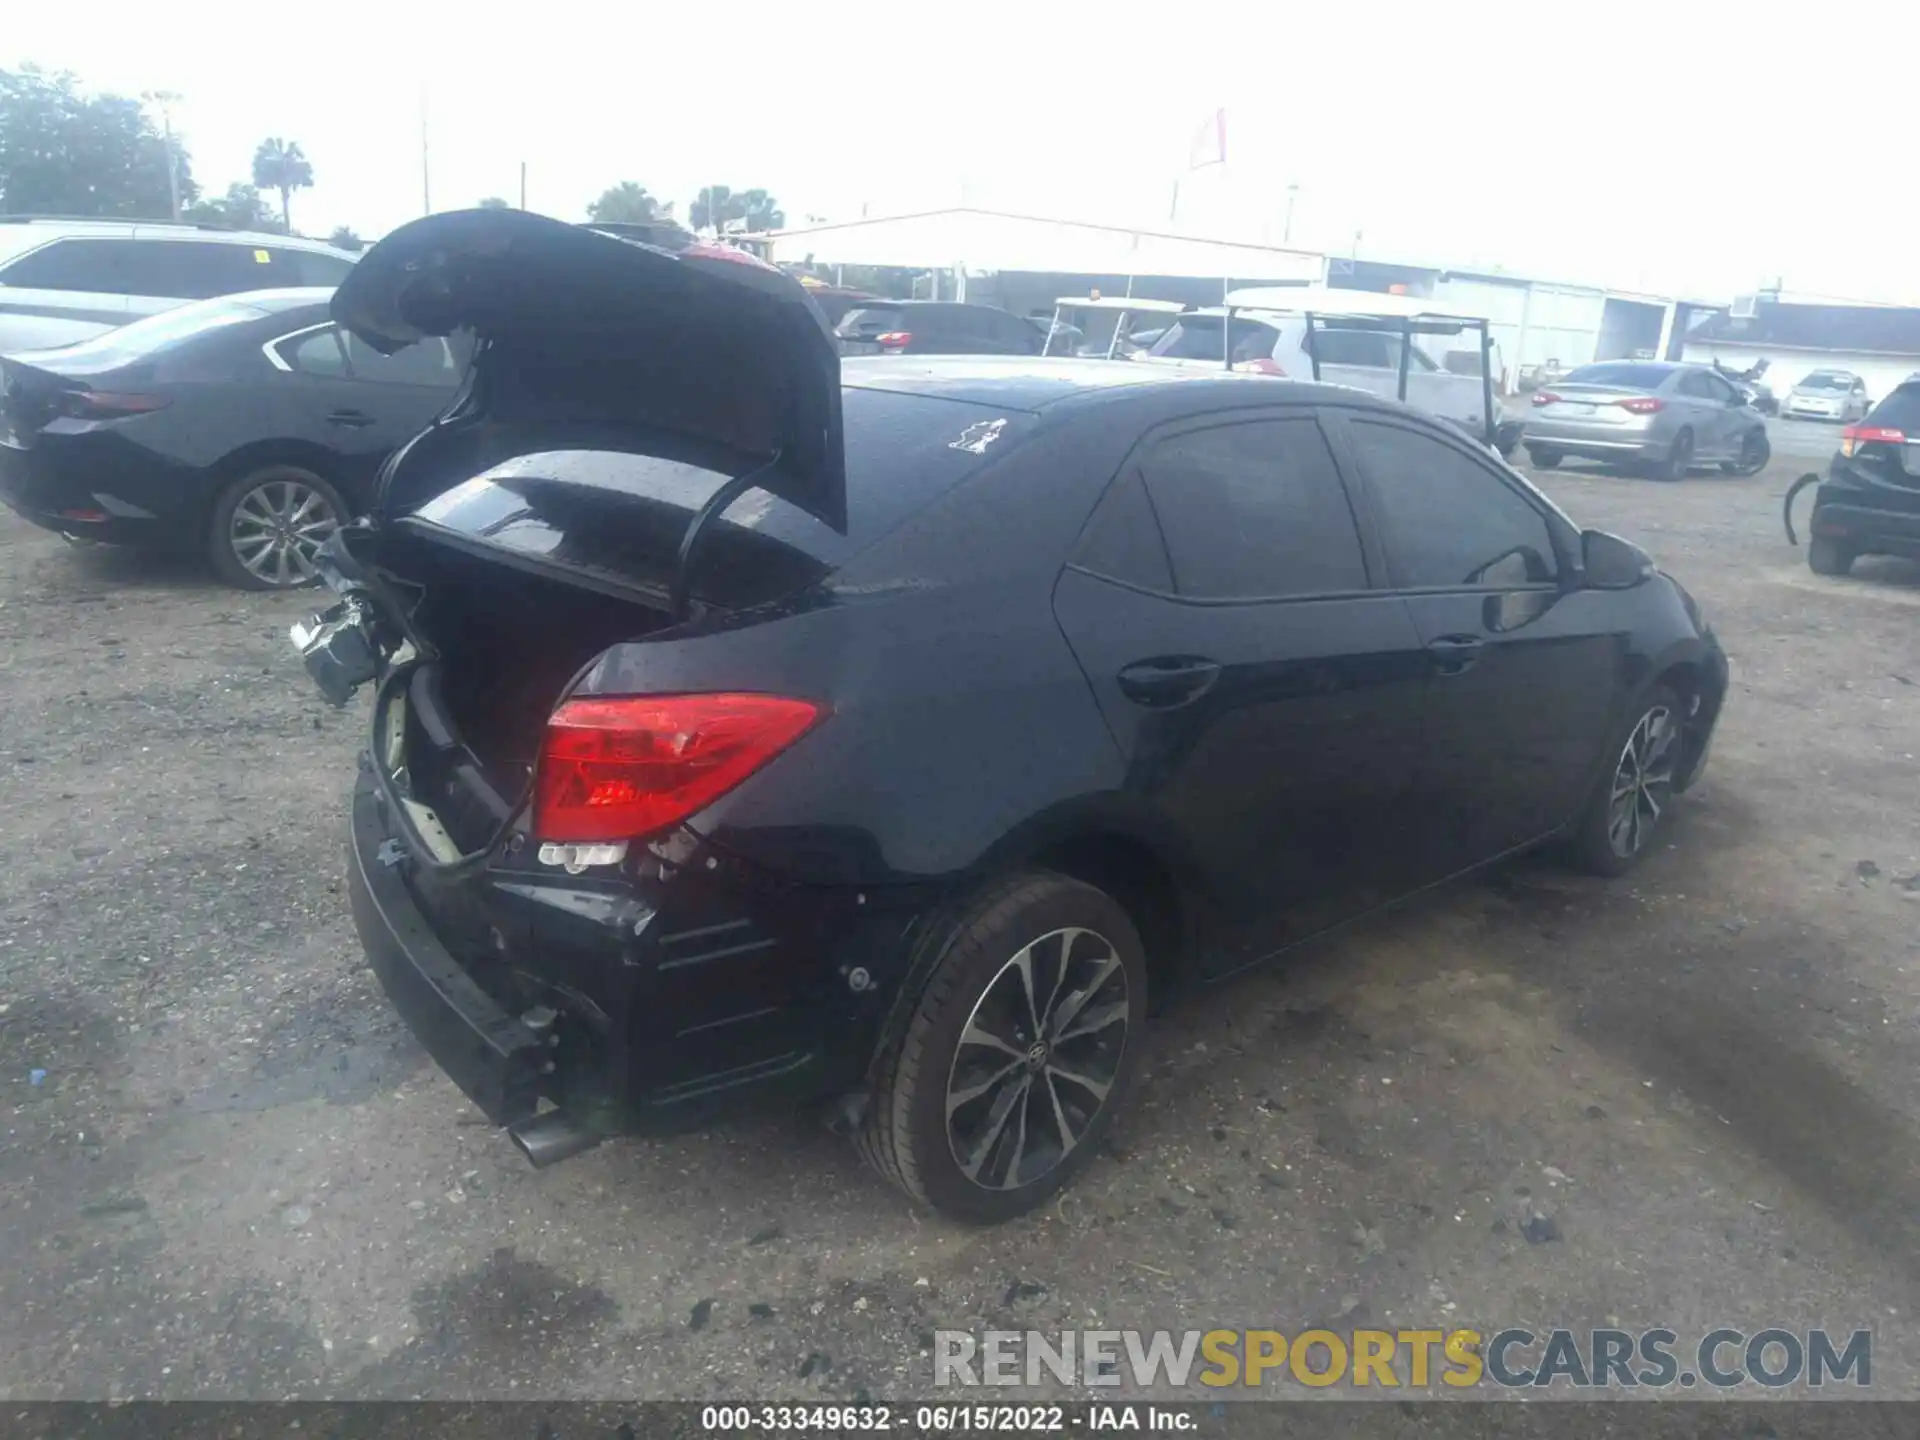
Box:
331;207;846;532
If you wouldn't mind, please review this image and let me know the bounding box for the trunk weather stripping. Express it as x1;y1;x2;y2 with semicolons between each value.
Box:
667;451;784;622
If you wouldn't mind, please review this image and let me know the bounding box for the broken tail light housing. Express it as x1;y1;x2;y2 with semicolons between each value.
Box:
1616;396;1664;414
532;693;824;845
1841;424;1903;458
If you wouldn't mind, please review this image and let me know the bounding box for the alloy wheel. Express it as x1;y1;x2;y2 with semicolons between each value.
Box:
1607;705;1678;859
229;478;339;587
944;926;1130;1191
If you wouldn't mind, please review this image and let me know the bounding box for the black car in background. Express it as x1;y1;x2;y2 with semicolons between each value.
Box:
0;288;464;589
1804;381;1920;575
293;210;1728;1223
835;299;1045;356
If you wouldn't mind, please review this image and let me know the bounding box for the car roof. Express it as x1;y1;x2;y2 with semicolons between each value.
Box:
841;355;1389;414
0;216;357;258
222;285;341;313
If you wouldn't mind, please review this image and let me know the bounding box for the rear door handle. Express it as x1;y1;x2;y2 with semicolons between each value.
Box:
1116;656;1221;708
326;409;376;429
1427;634;1484;676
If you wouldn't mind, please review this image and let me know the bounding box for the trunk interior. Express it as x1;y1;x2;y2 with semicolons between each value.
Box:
370;526;674;851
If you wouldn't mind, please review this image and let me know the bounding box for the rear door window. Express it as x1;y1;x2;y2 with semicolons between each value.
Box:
1864;384;1920;431
278;325;350;377
1135;416;1368;599
1314;329;1396;368
1675;372;1717;400
1149;316;1282;364
343;331;462;387
1071;469;1175;592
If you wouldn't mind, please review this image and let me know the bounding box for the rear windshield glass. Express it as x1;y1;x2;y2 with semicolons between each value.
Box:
836;306;905;337
1797;373;1852;391
1148;316;1280;363
1563;362;1669;389
20;295;269;363
408;386;1036;603
1864;383;1920;431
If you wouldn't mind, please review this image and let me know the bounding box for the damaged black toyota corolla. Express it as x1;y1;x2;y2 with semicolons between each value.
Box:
293;209;1729;1223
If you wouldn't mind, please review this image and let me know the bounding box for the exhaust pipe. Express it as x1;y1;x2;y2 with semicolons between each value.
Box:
508;1110;601;1168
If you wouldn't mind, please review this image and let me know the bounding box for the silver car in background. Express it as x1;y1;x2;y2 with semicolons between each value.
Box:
1524;360;1771;480
1782;369;1870;422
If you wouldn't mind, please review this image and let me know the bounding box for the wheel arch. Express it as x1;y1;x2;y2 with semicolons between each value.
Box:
205;440;353;517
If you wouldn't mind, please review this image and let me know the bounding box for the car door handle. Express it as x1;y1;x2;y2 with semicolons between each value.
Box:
1427;634;1484;676
326;409;376;429
1116;656;1221;708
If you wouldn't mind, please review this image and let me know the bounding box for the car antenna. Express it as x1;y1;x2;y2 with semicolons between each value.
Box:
668;451;785;622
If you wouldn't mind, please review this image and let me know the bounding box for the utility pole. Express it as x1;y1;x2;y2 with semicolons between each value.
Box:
420;84;432;215
142;91;182;221
519;161;527;210
1283;183;1298;245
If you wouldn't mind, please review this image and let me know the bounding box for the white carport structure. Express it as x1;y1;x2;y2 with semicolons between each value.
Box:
761;207;1325;313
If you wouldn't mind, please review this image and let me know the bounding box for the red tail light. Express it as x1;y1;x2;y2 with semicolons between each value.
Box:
1616;396;1664;414
1841;423;1904;458
875;332;913;350
1531;391;1560;406
1232;357;1287;376
532;693;823;844
61;391;170;420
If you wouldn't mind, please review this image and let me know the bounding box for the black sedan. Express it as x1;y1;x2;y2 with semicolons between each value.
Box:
0;288;463;589
293;210;1729;1223
1798;380;1920;575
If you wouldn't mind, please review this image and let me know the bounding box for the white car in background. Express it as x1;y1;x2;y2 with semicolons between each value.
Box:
1137;286;1516;453
0;216;358;354
1781;369;1870;422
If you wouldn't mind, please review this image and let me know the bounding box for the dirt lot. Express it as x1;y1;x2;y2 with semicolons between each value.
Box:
2;454;1917;1405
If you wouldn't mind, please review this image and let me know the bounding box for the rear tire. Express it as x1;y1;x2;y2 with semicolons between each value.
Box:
1656;429;1694;481
1808;536;1855;577
1527;446;1563;470
207;465;347;591
857;872;1148;1224
1567;684;1683;877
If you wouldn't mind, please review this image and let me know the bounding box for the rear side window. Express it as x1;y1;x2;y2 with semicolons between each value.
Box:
280;326;350;376
1137;417;1367;599
1676;372;1717;399
1347;419;1558;589
1314;329;1395;368
1864;383;1920;431
0;237;129;292
837;306;904;338
1071;470;1174;592
343;331;461;387
273;249;354;287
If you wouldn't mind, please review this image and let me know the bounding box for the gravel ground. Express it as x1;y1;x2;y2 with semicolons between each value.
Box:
1;456;1917;1406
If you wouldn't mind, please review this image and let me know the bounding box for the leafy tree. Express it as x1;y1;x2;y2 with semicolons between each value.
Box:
0;64;199;217
586;182;671;225
183;182;283;233
691;185;785;233
477;196;512;210
326;225;364;252
250;137;313;230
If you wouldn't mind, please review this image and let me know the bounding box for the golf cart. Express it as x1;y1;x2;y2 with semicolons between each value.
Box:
1140;287;1521;457
1041;296;1189;359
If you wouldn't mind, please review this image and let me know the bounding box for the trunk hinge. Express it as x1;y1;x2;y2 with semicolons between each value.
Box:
668;451;784;622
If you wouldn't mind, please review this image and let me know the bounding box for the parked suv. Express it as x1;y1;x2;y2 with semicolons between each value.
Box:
834;300;1045;356
1801;381;1920;575
0;217;359;353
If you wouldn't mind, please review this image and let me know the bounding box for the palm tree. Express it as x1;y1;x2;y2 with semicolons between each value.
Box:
251;138;314;231
586;182;665;225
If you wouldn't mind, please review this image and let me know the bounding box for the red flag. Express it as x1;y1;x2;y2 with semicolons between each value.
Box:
1188;108;1226;170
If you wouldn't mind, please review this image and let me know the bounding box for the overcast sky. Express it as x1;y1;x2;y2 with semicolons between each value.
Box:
7;2;1912;303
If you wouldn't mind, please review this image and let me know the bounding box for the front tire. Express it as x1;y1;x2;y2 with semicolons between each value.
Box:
1527;446;1563;470
858;873;1148;1224
207;465;346;591
1722;427;1770;476
1808;535;1855;577
1568;685;1684;877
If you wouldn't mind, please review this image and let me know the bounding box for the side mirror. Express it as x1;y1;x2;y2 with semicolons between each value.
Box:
1581;529;1655;589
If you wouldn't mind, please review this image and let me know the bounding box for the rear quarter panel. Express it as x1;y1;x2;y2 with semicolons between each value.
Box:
576;415;1148;888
